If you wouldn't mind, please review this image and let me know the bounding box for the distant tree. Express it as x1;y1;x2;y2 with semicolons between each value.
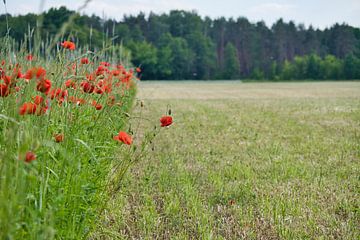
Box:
343;54;358;79
306;54;321;79
320;55;343;79
1;7;360;80
167;36;194;79
223;42;240;79
280;60;294;80
127;41;157;79
186;32;216;79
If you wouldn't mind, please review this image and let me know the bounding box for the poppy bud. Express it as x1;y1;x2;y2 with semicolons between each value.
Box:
54;133;64;143
25;151;36;163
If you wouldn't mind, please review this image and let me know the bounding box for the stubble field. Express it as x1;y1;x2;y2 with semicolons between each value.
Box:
96;81;360;239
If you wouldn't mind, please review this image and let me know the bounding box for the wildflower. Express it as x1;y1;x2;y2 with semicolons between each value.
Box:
36;79;51;94
160;115;173;127
36;67;46;79
102;84;112;93
23;69;34;80
65;79;76;89
81;81;94;93
54;133;64;143
80;58;89;64
25;151;36;163
33;95;44;105
136;67;141;73
24;67;46;80
48;88;68;101
95;103;102;110
96;65;108;76
94;87;103;94
61;41;75;50
48;88;61;100
111;69;120;76
19;102;37;115
100;61;110;67
113;131;132;145
26;54;33;61
86;73;95;81
2;75;11;85
0;84;9;97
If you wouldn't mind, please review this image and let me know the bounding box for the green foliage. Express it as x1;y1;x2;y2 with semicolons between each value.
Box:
0;41;137;239
275;54;360;80
223;42;240;79
1;7;360;80
128;40;158;79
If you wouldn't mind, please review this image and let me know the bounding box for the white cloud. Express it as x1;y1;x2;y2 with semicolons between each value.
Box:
248;2;296;16
86;0;196;20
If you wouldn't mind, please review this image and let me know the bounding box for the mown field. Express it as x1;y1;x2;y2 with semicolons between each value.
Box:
95;81;360;239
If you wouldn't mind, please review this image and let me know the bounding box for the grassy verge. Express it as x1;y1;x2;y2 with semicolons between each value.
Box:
0;42;138;239
98;82;359;239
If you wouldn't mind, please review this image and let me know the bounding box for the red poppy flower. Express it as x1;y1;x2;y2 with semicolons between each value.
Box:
2;75;11;85
136;67;141;73
0;84;9;97
36;67;46;79
19;102;37;115
113;131;132;145
95;103;102;110
80;58;89;64
54;133;64;143
160;116;173;127
86;73;95;81
103;84;112;93
36;79;51;94
65;79;76;89
33;95;44;105
100;61;110;67
26;54;33;61
81;81;94;93
23;69;34;80
61;41;75;50
111;69;120;76
48;88;67;101
94;87;103;94
25;151;36;163
24;67;46;80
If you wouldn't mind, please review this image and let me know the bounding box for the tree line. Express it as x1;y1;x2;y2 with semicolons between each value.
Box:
1;7;360;80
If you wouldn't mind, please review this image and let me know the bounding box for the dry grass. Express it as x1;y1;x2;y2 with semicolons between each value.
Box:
95;81;360;239
138;81;360;99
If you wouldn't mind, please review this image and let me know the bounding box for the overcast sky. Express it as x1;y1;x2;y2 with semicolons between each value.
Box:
2;0;360;29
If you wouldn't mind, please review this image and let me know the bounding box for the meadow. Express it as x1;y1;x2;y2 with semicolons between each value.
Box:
0;39;153;239
94;81;360;239
1;2;359;239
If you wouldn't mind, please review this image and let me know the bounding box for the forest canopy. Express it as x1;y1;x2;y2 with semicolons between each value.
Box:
1;7;360;80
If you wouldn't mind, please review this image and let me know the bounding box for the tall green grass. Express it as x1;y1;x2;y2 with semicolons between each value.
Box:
0;3;143;236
